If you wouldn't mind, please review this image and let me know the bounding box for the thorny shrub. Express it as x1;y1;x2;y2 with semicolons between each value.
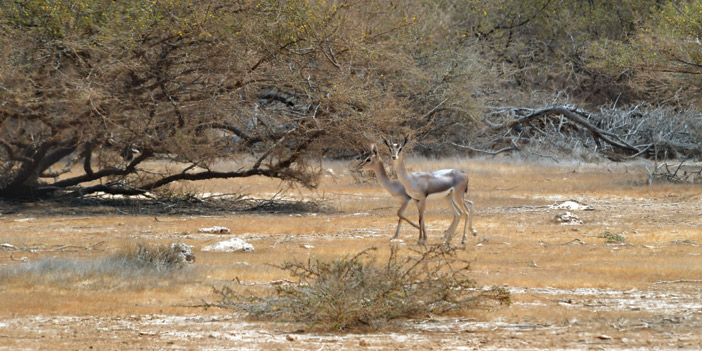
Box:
207;244;510;331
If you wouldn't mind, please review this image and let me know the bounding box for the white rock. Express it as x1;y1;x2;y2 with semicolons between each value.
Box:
553;211;583;225
202;238;254;252
1;243;17;250
198;226;231;234
549;200;594;211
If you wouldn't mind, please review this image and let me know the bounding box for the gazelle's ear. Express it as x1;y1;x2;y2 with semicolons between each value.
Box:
370;144;378;155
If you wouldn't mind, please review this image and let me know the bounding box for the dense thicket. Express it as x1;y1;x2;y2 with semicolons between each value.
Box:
1;0;700;199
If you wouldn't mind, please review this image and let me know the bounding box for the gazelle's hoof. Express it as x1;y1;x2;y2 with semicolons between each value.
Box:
471;229;478;236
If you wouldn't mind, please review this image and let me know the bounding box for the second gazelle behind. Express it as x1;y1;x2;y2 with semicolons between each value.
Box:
384;135;476;245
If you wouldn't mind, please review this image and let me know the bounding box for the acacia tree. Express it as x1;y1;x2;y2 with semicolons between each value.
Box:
1;0;458;199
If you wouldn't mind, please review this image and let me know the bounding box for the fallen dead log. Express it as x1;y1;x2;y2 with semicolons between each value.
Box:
0;241;106;252
539;238;587;247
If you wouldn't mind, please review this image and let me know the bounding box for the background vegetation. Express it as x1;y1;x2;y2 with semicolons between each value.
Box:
1;0;701;199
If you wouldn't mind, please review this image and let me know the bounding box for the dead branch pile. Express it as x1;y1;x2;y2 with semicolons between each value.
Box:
646;159;702;184
454;105;702;161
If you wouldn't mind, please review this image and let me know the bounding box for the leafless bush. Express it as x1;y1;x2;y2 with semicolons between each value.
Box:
206;245;510;331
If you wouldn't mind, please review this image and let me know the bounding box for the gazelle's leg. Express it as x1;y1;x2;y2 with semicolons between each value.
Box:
447;191;467;244
395;198;418;239
444;195;461;241
461;199;476;244
417;198;427;245
394;202;404;239
398;198;420;230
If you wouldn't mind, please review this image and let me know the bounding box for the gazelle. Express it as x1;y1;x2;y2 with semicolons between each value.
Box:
384;136;476;245
358;144;420;239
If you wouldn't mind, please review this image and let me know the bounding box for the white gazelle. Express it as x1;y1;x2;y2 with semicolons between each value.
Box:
384;136;476;245
358;144;420;239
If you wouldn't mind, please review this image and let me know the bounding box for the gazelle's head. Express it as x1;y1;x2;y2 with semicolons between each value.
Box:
357;144;381;171
383;135;408;161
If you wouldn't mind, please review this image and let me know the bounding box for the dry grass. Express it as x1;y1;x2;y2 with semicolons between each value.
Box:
1;157;701;347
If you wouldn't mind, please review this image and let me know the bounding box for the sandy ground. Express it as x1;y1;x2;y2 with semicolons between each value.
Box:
1;158;701;350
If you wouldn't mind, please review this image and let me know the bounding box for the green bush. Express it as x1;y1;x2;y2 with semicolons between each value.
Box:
599;231;626;244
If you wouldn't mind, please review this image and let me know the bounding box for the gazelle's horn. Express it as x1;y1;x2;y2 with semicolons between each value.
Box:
382;137;390;148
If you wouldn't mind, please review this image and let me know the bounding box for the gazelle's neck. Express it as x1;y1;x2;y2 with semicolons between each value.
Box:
392;154;412;185
371;161;398;193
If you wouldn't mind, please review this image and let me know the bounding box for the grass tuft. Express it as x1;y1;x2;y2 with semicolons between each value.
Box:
0;242;195;290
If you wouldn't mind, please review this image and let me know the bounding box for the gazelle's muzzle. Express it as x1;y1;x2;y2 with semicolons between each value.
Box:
390;143;401;160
